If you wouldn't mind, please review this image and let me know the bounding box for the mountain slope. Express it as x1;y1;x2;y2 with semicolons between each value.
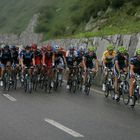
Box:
0;0;140;40
0;0;57;33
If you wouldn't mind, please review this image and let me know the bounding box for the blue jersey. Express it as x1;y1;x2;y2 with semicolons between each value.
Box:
22;51;34;67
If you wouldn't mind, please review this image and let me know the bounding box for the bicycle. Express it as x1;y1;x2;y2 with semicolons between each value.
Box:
131;74;140;108
118;72;129;105
23;66;33;94
32;65;40;91
84;69;95;95
68;65;79;93
77;66;84;91
43;66;53;94
3;65;16;91
104;68;115;99
53;65;63;91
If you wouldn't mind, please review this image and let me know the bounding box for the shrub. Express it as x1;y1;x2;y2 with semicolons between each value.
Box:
110;0;124;9
132;0;140;6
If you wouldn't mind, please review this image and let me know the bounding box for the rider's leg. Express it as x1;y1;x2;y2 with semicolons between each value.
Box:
102;68;108;91
129;77;135;105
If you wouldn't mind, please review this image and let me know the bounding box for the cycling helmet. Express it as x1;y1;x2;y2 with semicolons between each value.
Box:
46;44;52;51
117;46;126;53
41;46;46;52
4;45;10;50
79;46;85;51
0;44;5;49
69;45;75;51
107;44;114;51
136;48;140;55
54;45;60;51
11;45;16;50
87;46;96;52
31;44;37;50
25;45;31;49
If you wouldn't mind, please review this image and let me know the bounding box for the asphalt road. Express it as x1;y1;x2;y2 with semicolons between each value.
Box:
0;83;140;140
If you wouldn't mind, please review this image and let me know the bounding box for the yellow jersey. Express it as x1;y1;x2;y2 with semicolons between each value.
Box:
102;50;116;63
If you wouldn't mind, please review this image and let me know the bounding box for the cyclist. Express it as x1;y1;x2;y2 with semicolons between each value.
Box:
114;46;129;100
20;45;35;78
1;45;12;86
129;48;140;106
77;46;87;89
54;45;67;81
11;45;19;66
84;46;99;80
42;44;55;87
31;44;42;66
102;44;116;91
77;46;86;68
66;45;78;89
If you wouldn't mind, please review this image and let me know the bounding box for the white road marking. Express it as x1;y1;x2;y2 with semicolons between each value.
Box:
3;94;17;102
44;118;84;138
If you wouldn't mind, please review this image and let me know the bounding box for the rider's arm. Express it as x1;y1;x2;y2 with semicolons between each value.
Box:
124;56;129;72
20;55;24;68
52;53;55;66
82;56;86;70
130;64;135;75
115;60;120;72
42;53;46;65
62;55;67;67
102;52;107;68
32;57;35;66
95;59;99;72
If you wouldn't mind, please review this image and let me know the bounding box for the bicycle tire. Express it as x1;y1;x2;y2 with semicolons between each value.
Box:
54;81;58;91
122;81;129;105
105;84;110;98
48;78;52;94
85;84;90;96
28;81;32;94
72;80;77;93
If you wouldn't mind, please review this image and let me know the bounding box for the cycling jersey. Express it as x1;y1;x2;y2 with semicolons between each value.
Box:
77;51;85;65
34;50;42;65
55;52;65;68
1;49;12;65
44;52;54;67
66;50;78;67
22;51;34;67
130;56;140;75
102;50;116;68
11;50;19;64
84;52;97;69
114;53;128;70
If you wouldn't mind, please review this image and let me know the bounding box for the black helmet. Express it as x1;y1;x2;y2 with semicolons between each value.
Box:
11;45;16;50
25;45;31;49
4;45;9;50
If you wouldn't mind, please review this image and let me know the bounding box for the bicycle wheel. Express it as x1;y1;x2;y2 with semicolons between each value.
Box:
85;84;90;96
54;74;59;91
130;95;136;108
3;72;10;91
28;80;32;94
13;76;17;90
105;84;110;98
48;78;52;94
72;80;77;93
122;81;129;105
32;75;38;91
54;81;58;91
24;80;27;93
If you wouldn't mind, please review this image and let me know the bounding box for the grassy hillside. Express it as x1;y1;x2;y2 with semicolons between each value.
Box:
35;0;140;39
0;0;57;33
0;0;140;40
